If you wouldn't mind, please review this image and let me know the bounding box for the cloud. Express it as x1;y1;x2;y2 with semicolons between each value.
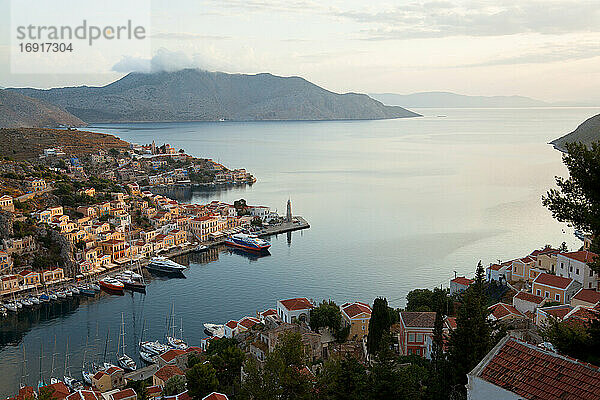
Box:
151;32;230;40
112;49;195;73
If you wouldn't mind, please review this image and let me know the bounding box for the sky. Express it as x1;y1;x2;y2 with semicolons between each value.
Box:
1;0;599;103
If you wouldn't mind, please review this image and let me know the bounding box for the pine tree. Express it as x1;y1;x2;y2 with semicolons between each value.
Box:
367;297;392;354
429;310;448;399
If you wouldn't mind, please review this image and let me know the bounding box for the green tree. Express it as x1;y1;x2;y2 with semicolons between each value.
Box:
366;297;392;355
38;387;56;400
164;375;187;396
406;288;454;314
541;317;600;365
429;310;449;399
186;363;219;400
316;356;368;400
542;141;600;272
447;261;492;397
210;345;246;391
309;300;349;341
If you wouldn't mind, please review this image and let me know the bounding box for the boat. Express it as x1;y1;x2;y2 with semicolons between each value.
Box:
70;287;80;296
166;306;188;350
139;350;156;364
195;244;209;252
4;302;18;312
121;270;143;281
90;283;101;292
203;323;225;338
48;292;58;301
29;296;40;305
78;285;96;296
65;288;73;297
167;336;188;350
82;370;94;385
39;293;50;303
63;375;84;391
147;257;187;276
117;313;137;371
20;298;33;307
15;300;23;308
99;278;124;293
56;291;67;299
115;276;146;292
224;233;271;252
140;341;169;356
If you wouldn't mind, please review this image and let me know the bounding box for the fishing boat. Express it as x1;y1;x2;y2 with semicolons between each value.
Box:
4;302;18;312
147;257;187;276
70;286;80;295
39;293;50;303
29;296;40;305
48;292;58;301
203;323;225;338
117;313;137;371
56;290;67;299
99;277;124;293
224;233;271;252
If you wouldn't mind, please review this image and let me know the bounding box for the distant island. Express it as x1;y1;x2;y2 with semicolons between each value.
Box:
6;69;419;124
0;89;85;128
370;91;549;108
550;113;600;152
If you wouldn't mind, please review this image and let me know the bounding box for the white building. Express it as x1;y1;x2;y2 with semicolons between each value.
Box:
556;251;599;290
276;298;314;324
248;206;271;221
512;291;546;315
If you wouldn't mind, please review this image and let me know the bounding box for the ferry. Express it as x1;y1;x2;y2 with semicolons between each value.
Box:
147;257;187;276
99;278;124;293
224;233;271;252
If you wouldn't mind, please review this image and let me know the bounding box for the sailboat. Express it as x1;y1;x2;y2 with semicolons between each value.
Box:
82;336;94;385
117;313;137;371
63;338;84;390
37;343;45;389
20;343;29;389
166;304;188;350
49;335;62;384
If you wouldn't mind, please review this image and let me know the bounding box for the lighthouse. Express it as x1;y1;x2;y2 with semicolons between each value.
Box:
286;199;292;222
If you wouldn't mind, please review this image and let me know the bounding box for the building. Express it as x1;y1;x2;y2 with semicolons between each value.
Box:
1;274;20;293
153;365;185;387
486;262;511;283
66;390;101;400
397;311;436;357
340;301;372;340
202;393;229;400
224;320;238;338
512;291;546;315
26;178;47;191
0;195;14;212
42;382;70;400
18;270;40;287
487;303;526;322
277;298;315;324
0;251;12;272
450;276;474;295
557;251;599;290
107;388;137;400
510;256;537;282
530;247;560;274
570;288;600;308
92;365;124;392
531;273;580;304
534;304;573;327
467;335;600;400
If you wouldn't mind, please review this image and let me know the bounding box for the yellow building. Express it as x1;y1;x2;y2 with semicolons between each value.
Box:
340;301;372;340
532;273;580;304
0;195;14;212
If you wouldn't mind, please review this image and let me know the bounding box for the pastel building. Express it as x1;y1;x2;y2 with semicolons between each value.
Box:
340;301;372;340
277;298;314;324
397;311;436;357
556;251;599;290
531;273;580;304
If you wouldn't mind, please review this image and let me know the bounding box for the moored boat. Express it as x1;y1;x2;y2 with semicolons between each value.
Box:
140;340;169;356
147;257;187;276
203;323;225;338
99;278;124;293
118;354;137;371
139;350;156;364
20;298;33;307
29;296;40;305
39;293;50;303
48;292;58;301
116;277;147;292
224;233;271;252
4;302;18;312
56;291;67;299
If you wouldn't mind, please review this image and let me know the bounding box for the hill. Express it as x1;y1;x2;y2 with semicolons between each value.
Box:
0;128;128;160
369;91;548;108
550;113;600;152
9;69;419;122
0;89;85;128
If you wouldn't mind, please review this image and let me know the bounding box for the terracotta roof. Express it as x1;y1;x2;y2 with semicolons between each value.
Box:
105;366;123;375
146;386;162;395
225;320;238;329
530;247;560;256
260;309;277;317
238;317;260;329
517;256;536;263
164;391;192;400
451;276;474;286
444;316;457;330
202;393;229;400
279;298;314;311
159;349;186;363
561;251;598;264
514;291;545;304
110;389;137;400
154;365;184;382
341;302;372;319
539;305;573;320
488;303;525;320
533;273;574;289
16;387;36;400
477;336;600;400
44;382;70;400
93;370;107;380
487;263;504;271
564;306;600;323
400;311;436;328
573;289;600;305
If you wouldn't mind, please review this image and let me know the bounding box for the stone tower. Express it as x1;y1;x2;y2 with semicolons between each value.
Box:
286;198;292;222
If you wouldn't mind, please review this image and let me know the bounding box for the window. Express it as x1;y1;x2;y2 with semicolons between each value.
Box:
561;262;564;269
569;266;573;272
545;291;550;298
536;289;541;296
408;333;415;342
555;294;560;301
591;270;594;277
590;283;593;289
416;333;423;342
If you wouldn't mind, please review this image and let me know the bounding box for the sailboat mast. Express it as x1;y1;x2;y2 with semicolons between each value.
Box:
103;328;110;363
38;342;44;386
51;335;57;378
63;337;69;377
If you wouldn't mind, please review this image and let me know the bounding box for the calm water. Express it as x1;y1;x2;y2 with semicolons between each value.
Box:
1;107;598;393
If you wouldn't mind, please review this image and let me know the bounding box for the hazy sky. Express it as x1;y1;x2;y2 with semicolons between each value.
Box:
1;0;599;103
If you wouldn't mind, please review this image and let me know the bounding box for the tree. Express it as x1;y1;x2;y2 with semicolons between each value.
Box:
542;317;600;365
447;261;492;397
366;297;392;354
316;357;368;400
429;310;449;399
406;288;454;315
186;363;219;400
164;375;187;396
210;345;245;391
38;387;56;400
309;300;348;341
542;141;600;272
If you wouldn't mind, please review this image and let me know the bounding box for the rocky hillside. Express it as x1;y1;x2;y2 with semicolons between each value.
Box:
551;113;600;151
0;89;85;128
10;69;419;122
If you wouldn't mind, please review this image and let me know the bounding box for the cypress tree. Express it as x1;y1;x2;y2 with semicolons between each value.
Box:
429;310;448;399
367;297;392;354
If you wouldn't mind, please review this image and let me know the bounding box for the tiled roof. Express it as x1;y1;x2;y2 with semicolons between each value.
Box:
154;365;184;382
561;251;598;264
66;391;101;400
341;302;372;319
93;370;108;380
146;386;162;395
533;273;573;289
238;317;260;329
564;306;600;323
514;291;545;304
400;311;436;329
260;309;277;317
539;305;573;320
44;382;70;399
279;298;314;311
110;388;137;400
159;349;186;363
202;393;229;400
530;247;560;256
573;289;600;305
476;336;600;400
444;316;457;330
488;303;525;320
105;366;123;375
487;263;504;271
451;276;474;286
225;320;238;329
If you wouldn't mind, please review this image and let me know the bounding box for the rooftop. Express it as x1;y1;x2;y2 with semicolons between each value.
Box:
514;291;545;304
560;251;598;264
279;297;314;311
400;311;436;329
341;302;372;319
488;303;525;320
573;289;600;305
154;365;184;382
451;276;474;286
533;273;574;289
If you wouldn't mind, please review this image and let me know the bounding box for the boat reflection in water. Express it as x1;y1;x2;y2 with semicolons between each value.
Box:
226;247;271;261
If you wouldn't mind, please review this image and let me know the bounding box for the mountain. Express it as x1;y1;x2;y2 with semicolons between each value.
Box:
369;91;548;108
550;113;600;151
9;69;419;123
0;89;85;128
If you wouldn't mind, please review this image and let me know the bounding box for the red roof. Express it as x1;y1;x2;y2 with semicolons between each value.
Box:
105;366;123;375
530;247;560;256
487;263;504;271
341;302;372;319
400;311;436;328
573;289;600;305
225;320;238;329
451;276;474;286
238;317;260;329
444;316;457;330
514;291;545;304
93;370;108;380
533;273;574;289
477;336;600;400
66;391;101;400
146;386;163;395
488;303;525;320
110;389;137;400
202;393;229;400
154;365;184;382
540;305;573;320
260;309;277;317
561;251;598;264
159;349;186;363
44;382;70;400
279;298;314;311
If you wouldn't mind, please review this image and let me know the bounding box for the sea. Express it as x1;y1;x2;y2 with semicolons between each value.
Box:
0;107;597;394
